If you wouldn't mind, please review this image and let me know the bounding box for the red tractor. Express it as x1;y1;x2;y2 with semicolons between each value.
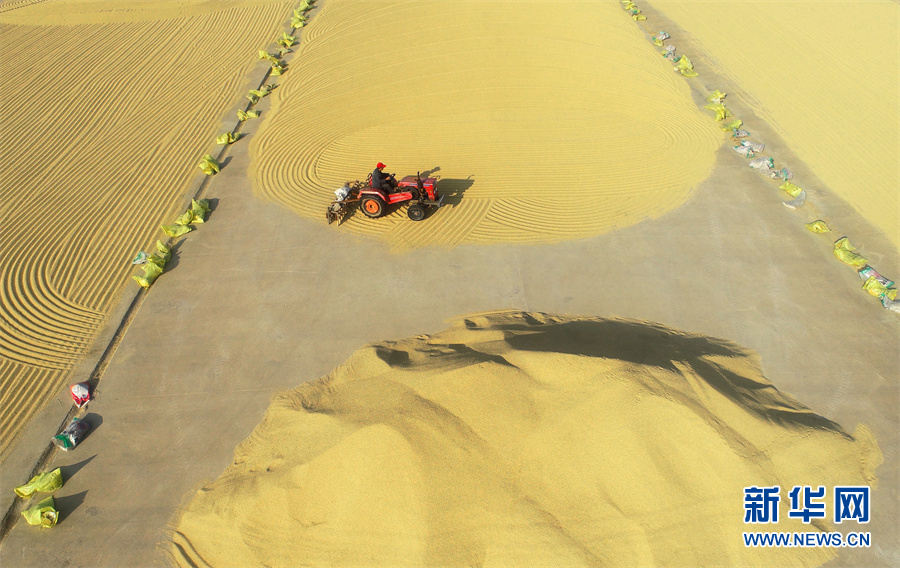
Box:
326;171;443;224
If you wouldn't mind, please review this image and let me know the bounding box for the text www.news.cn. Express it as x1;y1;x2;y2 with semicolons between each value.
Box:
743;532;871;548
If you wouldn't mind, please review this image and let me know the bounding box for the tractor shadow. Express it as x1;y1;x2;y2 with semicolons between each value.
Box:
436;176;474;207
420;166;441;178
409;166;475;206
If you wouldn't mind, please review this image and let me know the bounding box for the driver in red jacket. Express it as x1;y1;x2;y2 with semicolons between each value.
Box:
371;162;397;193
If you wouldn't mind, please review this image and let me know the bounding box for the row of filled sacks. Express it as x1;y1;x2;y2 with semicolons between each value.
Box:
630;13;897;309
13;416;99;528
213;3;317;166
243;3;314;108
623;6;897;311
14;0;323;535
131;199;209;288
648;28;698;77
159;198;210;238
229;12;308;131
132;240;174;288
629;0;897;310
133;0;319;289
702;90;899;313
830;236;899;311
701;91;806;209
251;0;314;84
13;468;64;528
258;31;297;76
622;0;647;22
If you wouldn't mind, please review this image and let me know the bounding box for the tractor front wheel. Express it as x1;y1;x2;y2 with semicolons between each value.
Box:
407;203;425;221
361;196;385;218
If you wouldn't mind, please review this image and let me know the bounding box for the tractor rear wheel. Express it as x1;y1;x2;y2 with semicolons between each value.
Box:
360;195;385;218
407;203;425;221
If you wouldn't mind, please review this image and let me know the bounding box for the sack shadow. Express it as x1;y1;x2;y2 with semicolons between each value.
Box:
158;197;217;271
59;454;97;483
55;491;88;524
205;197;220;214
163;240;184;271
79;412;103;444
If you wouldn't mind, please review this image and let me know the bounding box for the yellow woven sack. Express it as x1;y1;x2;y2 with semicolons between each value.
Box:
156;240;171;261
161;223;193;238
706;90;726;103
279;32;296;48
22;496;58;528
15;468;63;498
191;199;210;223
805;220;830;233
862;277;898;300
862;276;895;299
833;237;868;268
257;50;279;64
247;85;273;104
779;181;803;198
675;56;698;77
147;240;171;269
198;155;220;176
216;132;239;145
146;252;167;270
703;102;729;121
237;110;259;121
721;119;743;131
133;261;164;288
175;209;195;226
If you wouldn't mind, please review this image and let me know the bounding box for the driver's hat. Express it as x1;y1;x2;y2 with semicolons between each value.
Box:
376;162;386;169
